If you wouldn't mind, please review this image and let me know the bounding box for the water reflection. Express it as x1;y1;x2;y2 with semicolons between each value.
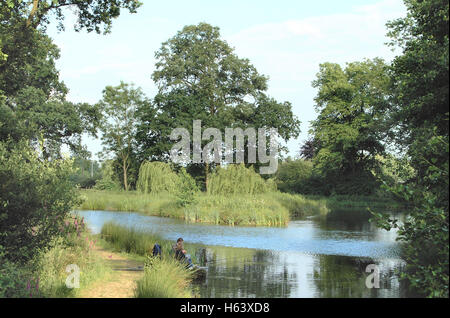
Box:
199;246;408;298
75;209;411;298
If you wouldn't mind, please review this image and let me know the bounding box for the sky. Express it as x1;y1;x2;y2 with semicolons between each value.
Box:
47;0;407;160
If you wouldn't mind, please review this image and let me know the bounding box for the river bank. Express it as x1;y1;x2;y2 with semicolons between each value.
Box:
78;189;330;226
75;209;412;298
77;189;404;227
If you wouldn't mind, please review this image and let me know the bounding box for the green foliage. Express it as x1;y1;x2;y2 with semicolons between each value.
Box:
69;157;102;189
136;23;300;182
93;160;122;191
98;82;148;191
176;168;199;207
136;161;180;194
0;140;81;263
207;164;276;195
2;0;142;33
372;0;449;298
275;159;319;194
374;154;416;186
0;246;30;298
310;58;390;195
0;13;101;157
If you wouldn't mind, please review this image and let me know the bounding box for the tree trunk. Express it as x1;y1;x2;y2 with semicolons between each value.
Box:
204;162;209;192
123;158;128;191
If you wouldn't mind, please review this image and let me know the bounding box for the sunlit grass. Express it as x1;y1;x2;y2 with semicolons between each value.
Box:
35;233;112;298
134;257;194;298
78;189;331;227
100;222;197;298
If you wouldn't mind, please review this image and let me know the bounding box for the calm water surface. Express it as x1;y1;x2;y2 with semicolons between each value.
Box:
75;209;410;298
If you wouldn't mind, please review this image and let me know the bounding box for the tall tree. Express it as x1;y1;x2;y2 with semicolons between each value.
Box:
98;82;147;191
137;23;300;188
374;0;449;297
310;58;390;194
0;0;142;157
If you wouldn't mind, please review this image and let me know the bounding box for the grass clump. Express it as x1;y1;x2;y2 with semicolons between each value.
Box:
135;257;194;298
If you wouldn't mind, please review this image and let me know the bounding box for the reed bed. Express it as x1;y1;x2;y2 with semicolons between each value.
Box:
78;189;331;226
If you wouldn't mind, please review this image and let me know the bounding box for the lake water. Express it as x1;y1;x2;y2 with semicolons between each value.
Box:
75;209;411;298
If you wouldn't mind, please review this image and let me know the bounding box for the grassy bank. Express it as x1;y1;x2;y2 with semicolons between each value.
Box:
305;194;407;213
100;222;197;298
78;189;330;226
35;234;112;297
0;218;112;298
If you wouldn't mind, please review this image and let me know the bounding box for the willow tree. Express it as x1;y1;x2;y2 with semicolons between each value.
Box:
207;164;276;196
136;161;180;194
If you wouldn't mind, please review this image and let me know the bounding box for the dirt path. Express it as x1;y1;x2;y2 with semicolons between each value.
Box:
79;246;144;298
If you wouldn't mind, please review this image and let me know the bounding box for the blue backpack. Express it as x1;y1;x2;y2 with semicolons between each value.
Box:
152;243;162;258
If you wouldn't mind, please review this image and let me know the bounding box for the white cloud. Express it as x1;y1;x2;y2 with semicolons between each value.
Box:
222;0;406;155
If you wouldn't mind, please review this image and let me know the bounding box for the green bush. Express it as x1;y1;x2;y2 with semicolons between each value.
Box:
176;168;199;207
275;159;329;195
0;140;81;263
0;246;31;298
93;160;122;191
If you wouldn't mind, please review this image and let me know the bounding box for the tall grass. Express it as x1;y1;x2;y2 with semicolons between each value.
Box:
35;233;111;297
79;189;332;226
305;194;407;212
270;192;329;217
184;194;289;226
100;222;201;261
100;222;196;298
101;222;169;256
135;258;194;298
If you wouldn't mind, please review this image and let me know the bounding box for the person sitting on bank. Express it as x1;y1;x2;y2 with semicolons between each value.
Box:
173;237;193;268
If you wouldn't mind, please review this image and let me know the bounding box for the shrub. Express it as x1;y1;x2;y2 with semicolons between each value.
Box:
0;140;81;263
176;168;199;207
